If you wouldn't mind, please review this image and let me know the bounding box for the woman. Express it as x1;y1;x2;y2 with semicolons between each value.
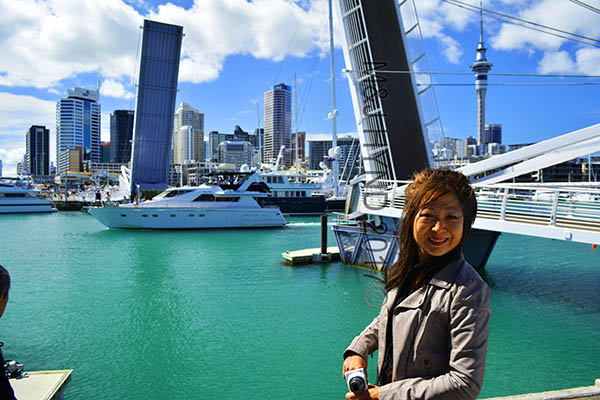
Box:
342;168;491;400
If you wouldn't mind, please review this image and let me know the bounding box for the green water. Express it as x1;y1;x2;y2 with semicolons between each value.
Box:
0;212;598;399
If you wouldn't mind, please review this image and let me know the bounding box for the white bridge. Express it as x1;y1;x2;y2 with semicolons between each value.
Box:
343;180;600;246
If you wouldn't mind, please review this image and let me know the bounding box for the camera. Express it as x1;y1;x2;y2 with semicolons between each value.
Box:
345;368;368;394
4;360;24;379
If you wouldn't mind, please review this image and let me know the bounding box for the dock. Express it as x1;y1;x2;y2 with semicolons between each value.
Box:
10;369;72;400
483;379;600;400
282;246;340;265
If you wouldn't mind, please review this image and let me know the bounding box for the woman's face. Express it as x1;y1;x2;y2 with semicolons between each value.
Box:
413;192;464;261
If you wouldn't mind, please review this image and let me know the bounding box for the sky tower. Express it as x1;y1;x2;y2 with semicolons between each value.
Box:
470;2;493;147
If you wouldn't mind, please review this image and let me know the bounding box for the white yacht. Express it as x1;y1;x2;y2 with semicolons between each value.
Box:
88;174;286;229
0;178;55;214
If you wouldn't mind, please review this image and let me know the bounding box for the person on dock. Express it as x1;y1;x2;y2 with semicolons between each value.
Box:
0;265;17;400
342;169;491;400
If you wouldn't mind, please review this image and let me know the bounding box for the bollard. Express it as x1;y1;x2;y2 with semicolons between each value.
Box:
321;214;327;255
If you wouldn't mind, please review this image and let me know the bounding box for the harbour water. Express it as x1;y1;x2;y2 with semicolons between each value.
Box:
0;212;598;399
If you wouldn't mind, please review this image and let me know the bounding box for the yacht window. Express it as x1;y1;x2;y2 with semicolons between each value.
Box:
301;191;306;196
277;177;283;184
162;189;193;198
216;197;240;202
193;194;216;202
296;191;301;197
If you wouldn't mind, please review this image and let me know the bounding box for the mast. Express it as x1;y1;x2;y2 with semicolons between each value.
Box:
328;0;339;197
294;73;299;173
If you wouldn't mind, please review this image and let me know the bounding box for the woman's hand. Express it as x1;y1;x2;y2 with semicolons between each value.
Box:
342;354;368;379
345;384;379;399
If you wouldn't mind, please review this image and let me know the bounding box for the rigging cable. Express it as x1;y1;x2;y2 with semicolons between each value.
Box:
568;0;600;15
441;0;600;48
374;70;600;78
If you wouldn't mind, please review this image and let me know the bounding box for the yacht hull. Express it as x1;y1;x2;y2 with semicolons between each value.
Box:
89;206;287;229
0;202;55;214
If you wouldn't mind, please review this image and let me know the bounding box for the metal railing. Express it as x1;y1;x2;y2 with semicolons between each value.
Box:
350;181;600;243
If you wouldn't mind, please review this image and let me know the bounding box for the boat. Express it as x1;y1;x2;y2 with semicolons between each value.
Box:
88;172;286;229
254;170;342;215
0;178;55;214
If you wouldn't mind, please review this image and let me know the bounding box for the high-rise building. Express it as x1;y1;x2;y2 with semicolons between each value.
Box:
56;87;101;173
174;126;195;165
470;8;493;147
264;83;291;167
110;110;134;163
25;125;50;176
483;124;502;145
173;102;204;163
0;159;3;176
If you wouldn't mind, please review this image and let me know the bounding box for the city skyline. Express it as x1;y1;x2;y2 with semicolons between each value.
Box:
1;0;599;175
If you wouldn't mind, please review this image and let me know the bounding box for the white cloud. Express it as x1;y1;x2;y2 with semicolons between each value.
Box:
0;92;56;175
574;48;600;76
488;0;600;74
100;78;134;99
538;51;575;74
0;0;333;88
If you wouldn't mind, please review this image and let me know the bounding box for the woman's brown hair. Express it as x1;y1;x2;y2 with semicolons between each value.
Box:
385;168;477;291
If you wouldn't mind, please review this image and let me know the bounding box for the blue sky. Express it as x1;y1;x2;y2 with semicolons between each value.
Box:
0;0;599;175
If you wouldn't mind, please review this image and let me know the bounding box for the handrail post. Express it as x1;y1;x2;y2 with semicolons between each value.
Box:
500;187;509;220
551;190;559;226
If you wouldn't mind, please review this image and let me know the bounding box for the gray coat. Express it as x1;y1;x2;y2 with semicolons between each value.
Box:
345;256;491;400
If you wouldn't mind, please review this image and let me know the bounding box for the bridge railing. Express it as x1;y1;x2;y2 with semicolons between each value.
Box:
353;181;600;237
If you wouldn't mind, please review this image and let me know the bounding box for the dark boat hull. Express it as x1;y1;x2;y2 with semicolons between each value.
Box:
257;196;328;216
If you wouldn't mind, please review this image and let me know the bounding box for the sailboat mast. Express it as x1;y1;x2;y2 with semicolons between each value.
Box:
328;0;339;197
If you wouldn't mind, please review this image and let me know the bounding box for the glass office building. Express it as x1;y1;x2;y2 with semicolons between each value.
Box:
56;87;100;173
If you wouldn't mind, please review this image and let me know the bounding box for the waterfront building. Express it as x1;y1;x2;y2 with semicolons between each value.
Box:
110;110;134;164
0;159;2;176
83;162;125;175
208;131;234;162
290;131;306;165
25;125;50;176
464;136;477;156
308;135;361;179
254;128;264;162
218;140;253;170
58;146;83;173
507;143;535;152
16;161;24;176
470;9;493;147
487;142;505;155
130;19;183;192
173;102;204;163
56;87;101;174
174;126;196;164
264;83;292;167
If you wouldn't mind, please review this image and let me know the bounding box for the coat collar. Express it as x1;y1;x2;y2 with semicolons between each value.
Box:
428;254;466;289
